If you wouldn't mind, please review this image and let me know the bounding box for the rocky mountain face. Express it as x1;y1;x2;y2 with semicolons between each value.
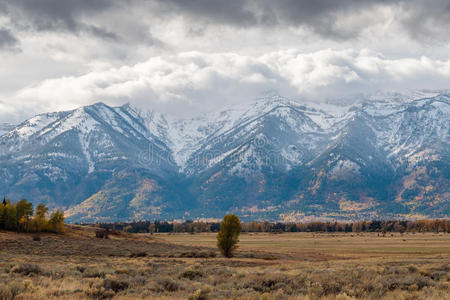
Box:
0;92;448;222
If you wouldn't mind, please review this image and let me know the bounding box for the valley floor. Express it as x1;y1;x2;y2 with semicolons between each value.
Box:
0;226;449;299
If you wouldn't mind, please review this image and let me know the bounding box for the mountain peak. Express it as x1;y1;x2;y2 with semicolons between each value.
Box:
87;101;108;107
0;92;448;222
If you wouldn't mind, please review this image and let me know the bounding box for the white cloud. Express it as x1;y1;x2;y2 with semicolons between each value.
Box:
1;1;450;124
2;48;449;122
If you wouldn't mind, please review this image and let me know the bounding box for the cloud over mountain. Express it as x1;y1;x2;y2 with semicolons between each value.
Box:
6;49;450;121
1;0;450;123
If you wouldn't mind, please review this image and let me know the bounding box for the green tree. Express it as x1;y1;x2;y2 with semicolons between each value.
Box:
49;209;65;233
216;214;242;258
0;199;8;229
0;199;19;231
34;203;49;232
16;199;33;232
4;203;17;231
0;198;65;233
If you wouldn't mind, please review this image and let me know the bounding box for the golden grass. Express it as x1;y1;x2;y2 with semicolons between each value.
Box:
161;231;450;260
0;226;448;299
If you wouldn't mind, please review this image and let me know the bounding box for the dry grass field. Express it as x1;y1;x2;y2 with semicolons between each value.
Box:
0;226;449;299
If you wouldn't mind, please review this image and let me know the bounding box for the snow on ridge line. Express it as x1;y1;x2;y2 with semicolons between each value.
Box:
1;91;448;170
7;112;62;139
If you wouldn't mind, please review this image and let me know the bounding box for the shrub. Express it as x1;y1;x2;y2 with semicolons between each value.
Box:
319;278;343;295
242;274;290;293
336;293;357;300
128;275;146;286
95;229;109;239
114;268;130;275
381;274;433;291
10;263;42;276
0;282;24;300
179;269;203;280
76;266;86;273
408;265;418;273
187;286;212;300
178;251;215;258
83;268;106;278
129;251;147;258
156;278;181;292
85;276;130;299
103;277;129;293
86;279;115;299
216;214;241;258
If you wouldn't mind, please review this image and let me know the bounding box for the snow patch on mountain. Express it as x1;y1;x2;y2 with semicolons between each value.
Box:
330;160;361;179
1;90;449;177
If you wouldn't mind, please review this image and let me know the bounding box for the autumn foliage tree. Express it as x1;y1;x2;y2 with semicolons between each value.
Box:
34;203;49;232
49;210;65;233
0;198;64;233
217;214;242;258
16;199;33;231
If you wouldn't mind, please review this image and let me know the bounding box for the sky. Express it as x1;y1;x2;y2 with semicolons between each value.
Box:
1;0;450;123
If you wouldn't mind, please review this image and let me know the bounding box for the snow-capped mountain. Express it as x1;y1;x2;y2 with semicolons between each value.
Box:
0;92;448;221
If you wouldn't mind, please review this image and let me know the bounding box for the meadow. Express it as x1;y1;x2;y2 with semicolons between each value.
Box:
0;226;449;299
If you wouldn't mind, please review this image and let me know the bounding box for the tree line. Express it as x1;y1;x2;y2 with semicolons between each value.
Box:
91;219;449;234
0;198;64;233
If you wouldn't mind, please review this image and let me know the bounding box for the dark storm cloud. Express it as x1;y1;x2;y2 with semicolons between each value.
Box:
0;0;169;46
399;0;450;44
0;28;19;51
1;0;119;39
0;0;449;46
2;0;450;43
158;0;450;42
160;0;260;27
159;0;397;39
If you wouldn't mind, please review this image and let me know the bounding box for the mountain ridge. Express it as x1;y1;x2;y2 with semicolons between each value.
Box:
0;92;448;222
